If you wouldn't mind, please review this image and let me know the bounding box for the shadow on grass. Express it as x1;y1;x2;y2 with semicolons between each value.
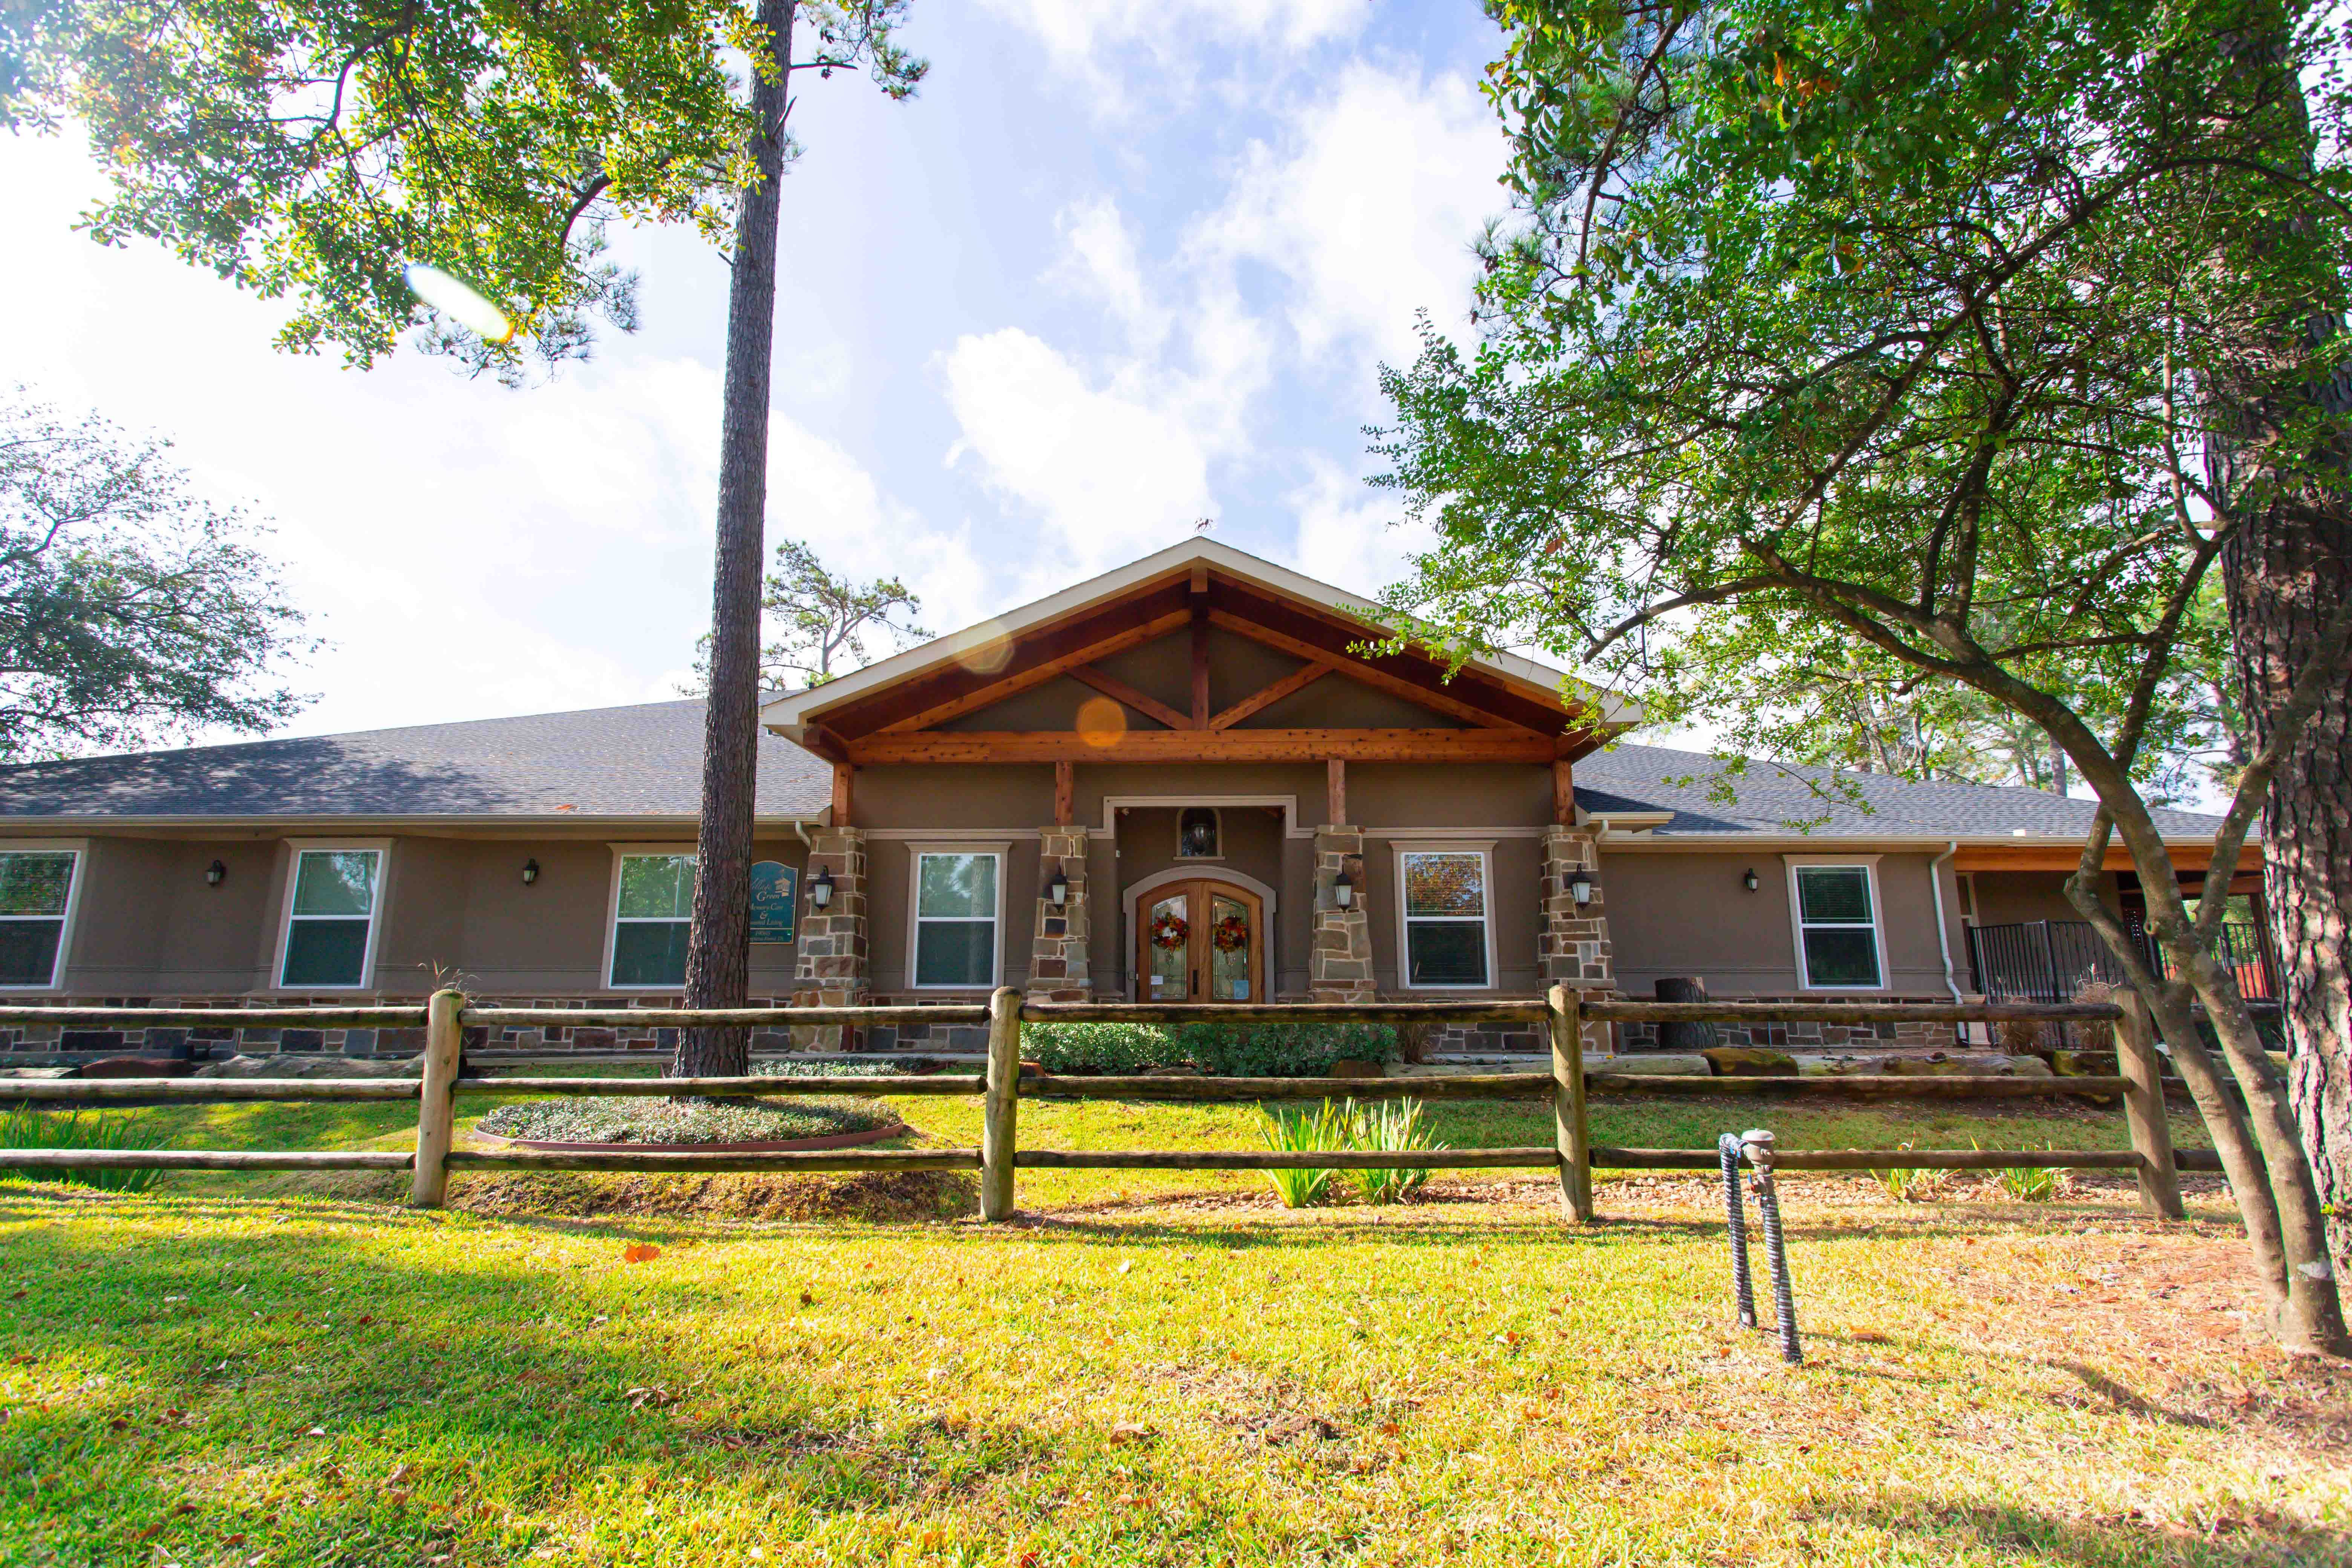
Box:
1809;1491;2343;1567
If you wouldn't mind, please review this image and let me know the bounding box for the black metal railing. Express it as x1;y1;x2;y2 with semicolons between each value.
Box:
1966;919;2278;1005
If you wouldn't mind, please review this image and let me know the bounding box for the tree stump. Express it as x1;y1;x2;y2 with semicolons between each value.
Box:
1656;977;1722;1052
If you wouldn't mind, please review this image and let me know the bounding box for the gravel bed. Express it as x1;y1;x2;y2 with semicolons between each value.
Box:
477;1095;895;1146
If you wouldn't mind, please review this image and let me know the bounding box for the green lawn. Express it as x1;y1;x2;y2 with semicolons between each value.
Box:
6;1082;2342;1568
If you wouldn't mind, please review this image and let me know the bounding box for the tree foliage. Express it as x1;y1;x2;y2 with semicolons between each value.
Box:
1371;0;2352;1349
9;0;920;381
681;537;927;692
0;389;311;760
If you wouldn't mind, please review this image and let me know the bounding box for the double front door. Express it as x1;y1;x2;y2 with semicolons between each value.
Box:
1137;880;1264;1003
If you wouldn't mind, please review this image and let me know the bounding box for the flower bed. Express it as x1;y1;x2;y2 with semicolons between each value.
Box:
475;1095;897;1148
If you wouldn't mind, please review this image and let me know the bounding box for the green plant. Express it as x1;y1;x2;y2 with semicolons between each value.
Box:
1978;1140;2062;1202
1342;1097;1446;1205
1179;1022;1398;1079
0;1105;165;1193
1255;1101;1349;1208
1023;1022;1184;1076
1873;1144;1934;1204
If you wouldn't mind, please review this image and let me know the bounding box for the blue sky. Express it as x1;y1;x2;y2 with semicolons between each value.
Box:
2;0;1517;742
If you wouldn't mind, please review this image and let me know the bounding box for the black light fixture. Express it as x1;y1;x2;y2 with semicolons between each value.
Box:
1332;869;1355;909
205;859;227;886
521;858;540;885
1569;870;1595;906
1047;865;1070;906
810;867;835;908
1742;867;1759;892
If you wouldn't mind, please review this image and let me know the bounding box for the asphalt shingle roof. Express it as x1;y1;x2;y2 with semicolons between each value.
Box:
0;701;833;820
0;704;2229;840
1574;741;2231;839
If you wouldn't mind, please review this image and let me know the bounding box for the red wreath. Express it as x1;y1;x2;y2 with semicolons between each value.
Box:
1211;913;1250;952
1150;911;1190;950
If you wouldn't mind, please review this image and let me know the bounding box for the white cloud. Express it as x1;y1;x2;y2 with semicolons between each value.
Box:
980;0;1367;82
1196;60;1505;365
937;327;1217;577
1285;456;1433;599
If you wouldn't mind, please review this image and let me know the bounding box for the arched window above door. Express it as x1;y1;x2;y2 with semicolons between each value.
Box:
1176;806;1222;859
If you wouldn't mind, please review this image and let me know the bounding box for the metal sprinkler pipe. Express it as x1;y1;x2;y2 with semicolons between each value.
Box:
1718;1132;1757;1329
1742;1128;1803;1366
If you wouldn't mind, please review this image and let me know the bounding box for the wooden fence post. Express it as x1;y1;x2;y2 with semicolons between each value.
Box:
981;986;1021;1220
2113;989;2183;1220
1549;983;1594;1221
409;988;465;1208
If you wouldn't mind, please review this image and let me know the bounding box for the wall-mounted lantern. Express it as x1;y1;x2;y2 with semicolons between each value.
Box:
1047;866;1070;906
1569;870;1595;906
1332;869;1355;909
522;858;540;885
810;868;835;909
205;859;227;886
1742;867;1759;892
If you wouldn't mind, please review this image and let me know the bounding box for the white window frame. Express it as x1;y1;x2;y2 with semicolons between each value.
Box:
1783;855;1888;992
274;840;391;992
603;844;698;992
0;839;87;992
906;844;1006;991
1393;842;1496;992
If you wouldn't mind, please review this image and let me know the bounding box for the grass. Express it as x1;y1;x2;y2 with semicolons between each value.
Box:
9;1074;2340;1566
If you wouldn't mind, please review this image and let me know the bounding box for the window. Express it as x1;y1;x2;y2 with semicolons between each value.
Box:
1790;862;1884;989
279;848;384;988
1400;849;1490;988
0;848;80;989
913;851;998;988
1176;806;1221;859
610;852;695;988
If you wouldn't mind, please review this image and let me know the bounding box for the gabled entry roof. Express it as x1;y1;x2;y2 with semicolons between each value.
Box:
760;539;1639;764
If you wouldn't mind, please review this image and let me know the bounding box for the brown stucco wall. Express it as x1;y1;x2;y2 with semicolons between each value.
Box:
1603;848;1967;999
1965;869;2119;926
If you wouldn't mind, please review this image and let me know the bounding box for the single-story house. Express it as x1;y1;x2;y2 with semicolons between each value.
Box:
0;540;2259;1058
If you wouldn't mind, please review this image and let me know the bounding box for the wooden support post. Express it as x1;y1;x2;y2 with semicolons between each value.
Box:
1549;982;1594;1221
1553;758;1575;825
1054;760;1074;827
409;988;465;1208
1190;615;1211;729
1326;757;1347;826
831;763;854;827
2114;989;2184;1220
981;985;1022;1220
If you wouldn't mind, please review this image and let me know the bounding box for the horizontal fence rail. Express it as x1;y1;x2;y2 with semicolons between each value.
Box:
0;988;2193;1223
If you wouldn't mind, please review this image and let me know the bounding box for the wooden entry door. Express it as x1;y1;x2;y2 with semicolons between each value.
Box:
1137;880;1265;1003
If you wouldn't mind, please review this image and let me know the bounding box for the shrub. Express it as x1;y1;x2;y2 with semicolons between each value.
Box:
1873;1144;1935;1203
1256;1100;1348;1208
1023;1021;1184;1076
1979;1139;2062;1202
752;1058;908;1079
1178;1022;1399;1078
1;1105;165;1193
1342;1096;1446;1205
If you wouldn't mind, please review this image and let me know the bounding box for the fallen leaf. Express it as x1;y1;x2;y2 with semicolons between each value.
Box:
352;1314;374;1327
138;1523;165;1541
798;1291;814;1306
305;1426;326;1437
1109;1421;1153;1445
1117;1260;1133;1275
624;1244;661;1265
8;1290;23;1300
223;1533;246;1547
389;1464;414;1484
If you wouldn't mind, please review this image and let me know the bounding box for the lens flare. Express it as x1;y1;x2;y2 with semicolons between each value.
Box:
954;620;1015;675
403;263;516;345
1075;695;1128;749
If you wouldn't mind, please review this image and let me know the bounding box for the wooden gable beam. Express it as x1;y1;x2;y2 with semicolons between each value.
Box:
1067;663;1191;730
1204;610;1542;733
871;609;1191;734
844;728;1557;765
1210;662;1331;729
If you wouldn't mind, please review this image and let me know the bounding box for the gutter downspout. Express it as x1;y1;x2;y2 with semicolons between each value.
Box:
1929;839;1966;1041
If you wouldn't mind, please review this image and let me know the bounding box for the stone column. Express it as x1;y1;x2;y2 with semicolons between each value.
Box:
1026;827;1092;1001
1310;825;1375;1003
792;827;871;1049
1541;825;1616;1054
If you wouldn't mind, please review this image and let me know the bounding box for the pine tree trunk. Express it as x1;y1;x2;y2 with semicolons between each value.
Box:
2222;440;2352;1271
675;0;796;1080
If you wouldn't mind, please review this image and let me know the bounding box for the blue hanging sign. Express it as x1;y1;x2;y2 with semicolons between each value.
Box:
749;861;797;943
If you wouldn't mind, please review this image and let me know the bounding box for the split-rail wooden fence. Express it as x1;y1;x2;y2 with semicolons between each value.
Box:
2;989;2217;1222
